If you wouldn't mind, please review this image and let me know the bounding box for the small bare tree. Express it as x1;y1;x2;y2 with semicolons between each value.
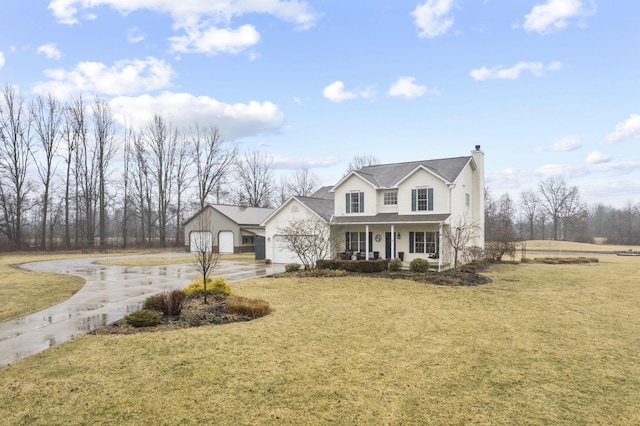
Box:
276;216;338;269
191;209;220;304
443;216;480;269
345;154;380;174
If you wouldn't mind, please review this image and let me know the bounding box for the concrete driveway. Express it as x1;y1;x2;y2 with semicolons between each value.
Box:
0;254;284;368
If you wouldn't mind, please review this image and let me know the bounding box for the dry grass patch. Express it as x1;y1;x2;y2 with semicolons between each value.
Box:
0;253;86;322
96;252;256;267
522;239;640;253
1;256;639;424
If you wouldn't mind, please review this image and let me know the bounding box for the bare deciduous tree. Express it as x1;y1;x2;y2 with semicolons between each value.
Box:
144;115;177;246
192;125;236;209
443;216;480;269
92;96;116;249
520;189;538;240
174;135;193;246
191;209;220;304
0;84;33;249
276;216;336;269
538;176;581;240
235;148;274;208
30;93;62;250
345;154;380;174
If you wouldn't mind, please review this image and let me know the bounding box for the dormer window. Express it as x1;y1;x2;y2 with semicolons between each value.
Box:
411;188;433;212
345;191;364;214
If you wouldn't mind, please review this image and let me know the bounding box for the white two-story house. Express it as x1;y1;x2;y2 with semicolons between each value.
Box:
262;146;484;270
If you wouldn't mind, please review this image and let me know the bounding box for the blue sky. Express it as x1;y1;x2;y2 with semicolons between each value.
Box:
0;0;638;207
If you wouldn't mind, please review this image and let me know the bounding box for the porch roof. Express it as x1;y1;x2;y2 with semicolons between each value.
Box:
330;213;450;225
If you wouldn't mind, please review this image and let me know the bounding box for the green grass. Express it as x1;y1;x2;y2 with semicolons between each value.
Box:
1;256;639;424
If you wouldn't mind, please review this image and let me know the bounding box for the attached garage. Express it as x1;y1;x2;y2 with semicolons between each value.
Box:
272;235;300;264
218;231;234;254
189;231;212;253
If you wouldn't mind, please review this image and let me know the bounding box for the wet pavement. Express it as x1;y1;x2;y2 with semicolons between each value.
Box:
0;254;284;368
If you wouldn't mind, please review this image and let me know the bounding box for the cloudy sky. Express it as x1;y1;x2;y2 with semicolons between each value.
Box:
0;0;638;207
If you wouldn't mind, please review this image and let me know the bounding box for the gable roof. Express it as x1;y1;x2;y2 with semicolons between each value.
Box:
345;156;473;189
184;204;274;227
260;192;335;226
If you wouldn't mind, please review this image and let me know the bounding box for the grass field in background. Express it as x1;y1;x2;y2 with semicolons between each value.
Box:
1;255;639;424
521;239;640;253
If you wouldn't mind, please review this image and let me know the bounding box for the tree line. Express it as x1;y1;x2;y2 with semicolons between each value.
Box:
1;84;637;252
0;85;319;251
485;176;640;259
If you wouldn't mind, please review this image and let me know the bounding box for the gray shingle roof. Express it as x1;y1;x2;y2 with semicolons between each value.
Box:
212;205;274;225
296;195;334;221
185;204;274;226
356;156;472;188
331;213;450;225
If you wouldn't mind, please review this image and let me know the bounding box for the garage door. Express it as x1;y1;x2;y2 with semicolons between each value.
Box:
190;231;212;253
273;235;300;264
219;231;234;254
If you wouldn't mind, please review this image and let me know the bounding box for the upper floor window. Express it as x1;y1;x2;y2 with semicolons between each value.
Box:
383;191;398;205
345;191;365;214
411;188;433;211
465;193;470;207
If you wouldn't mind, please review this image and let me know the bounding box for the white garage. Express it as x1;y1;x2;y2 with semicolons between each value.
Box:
218;231;234;254
272;235;300;264
189;231;212;253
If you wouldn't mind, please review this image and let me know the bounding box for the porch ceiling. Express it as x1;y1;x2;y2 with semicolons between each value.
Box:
330;213;450;225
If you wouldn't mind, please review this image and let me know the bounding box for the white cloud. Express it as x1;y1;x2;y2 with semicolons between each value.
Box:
169;24;260;55
109;92;284;139
323;81;376;103
604;114;640;144
547;135;581;152
0;52;4;69
37;43;62;60
388;76;440;99
586;151;610;165
470;61;562;81
522;0;595;34
272;154;340;170
411;0;455;38
49;0;317;55
32;57;174;99
127;26;146;43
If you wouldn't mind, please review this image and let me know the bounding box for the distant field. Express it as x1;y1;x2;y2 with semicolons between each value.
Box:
1;255;638;424
521;239;640;253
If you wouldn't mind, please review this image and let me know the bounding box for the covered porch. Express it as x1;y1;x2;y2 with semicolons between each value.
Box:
330;213;452;272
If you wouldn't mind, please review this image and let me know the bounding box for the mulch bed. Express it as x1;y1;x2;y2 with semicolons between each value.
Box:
90;296;252;335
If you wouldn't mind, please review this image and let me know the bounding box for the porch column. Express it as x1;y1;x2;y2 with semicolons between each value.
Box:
391;224;395;259
438;222;443;272
365;225;369;259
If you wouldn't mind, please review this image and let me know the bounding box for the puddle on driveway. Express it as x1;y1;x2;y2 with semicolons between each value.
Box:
1;257;283;367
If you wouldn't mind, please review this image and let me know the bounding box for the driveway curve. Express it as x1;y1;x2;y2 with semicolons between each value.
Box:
0;254;284;368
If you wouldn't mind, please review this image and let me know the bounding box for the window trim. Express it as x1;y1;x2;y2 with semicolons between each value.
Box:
411;188;433;211
383;191;398;206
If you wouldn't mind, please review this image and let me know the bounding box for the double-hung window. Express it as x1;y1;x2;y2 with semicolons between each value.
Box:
409;232;438;254
411;188;434;211
345;191;365;214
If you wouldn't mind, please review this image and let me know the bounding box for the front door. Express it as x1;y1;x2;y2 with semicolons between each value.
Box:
385;232;396;259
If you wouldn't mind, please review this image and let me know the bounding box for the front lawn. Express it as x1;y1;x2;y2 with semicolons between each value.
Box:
1;256;639;424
